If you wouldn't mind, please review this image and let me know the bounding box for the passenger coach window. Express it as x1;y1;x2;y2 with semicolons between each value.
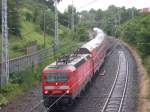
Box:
45;73;68;82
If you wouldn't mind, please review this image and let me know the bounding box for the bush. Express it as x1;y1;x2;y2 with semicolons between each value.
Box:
74;23;89;41
12;43;23;51
116;14;150;57
0;83;19;93
10;72;24;84
0;94;8;106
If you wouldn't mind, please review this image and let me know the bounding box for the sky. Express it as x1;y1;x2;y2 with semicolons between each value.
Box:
57;0;150;12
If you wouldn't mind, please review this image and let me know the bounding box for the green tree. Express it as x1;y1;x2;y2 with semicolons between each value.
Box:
59;5;79;28
79;5;139;36
116;14;150;57
0;0;21;36
74;23;89;41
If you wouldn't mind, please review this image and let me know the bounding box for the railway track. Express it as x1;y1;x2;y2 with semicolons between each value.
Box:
100;50;129;112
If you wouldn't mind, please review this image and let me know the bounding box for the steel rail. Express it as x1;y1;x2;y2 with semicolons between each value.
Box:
101;50;129;112
118;51;129;112
100;51;121;112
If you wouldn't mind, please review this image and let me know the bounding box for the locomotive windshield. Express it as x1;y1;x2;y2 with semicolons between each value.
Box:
45;72;68;82
78;48;90;54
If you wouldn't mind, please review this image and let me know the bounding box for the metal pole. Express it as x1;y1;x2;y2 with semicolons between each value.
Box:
71;0;74;31
53;0;59;50
131;8;134;18
114;16;118;37
1;0;9;87
43;11;46;48
118;10;121;25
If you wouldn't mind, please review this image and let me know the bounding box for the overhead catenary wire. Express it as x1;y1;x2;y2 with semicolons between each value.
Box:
77;0;99;11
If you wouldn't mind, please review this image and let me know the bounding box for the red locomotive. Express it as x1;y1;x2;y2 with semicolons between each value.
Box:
41;28;109;108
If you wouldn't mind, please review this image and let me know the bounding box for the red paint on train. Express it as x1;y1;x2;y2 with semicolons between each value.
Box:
41;28;109;107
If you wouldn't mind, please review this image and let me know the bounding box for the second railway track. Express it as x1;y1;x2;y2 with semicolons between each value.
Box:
101;49;129;112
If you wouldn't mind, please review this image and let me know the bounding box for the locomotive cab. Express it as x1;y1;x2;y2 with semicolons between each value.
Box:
41;64;76;107
42;71;69;94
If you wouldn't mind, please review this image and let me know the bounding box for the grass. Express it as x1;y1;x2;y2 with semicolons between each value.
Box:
0;20;73;59
0;20;54;59
21;21;53;47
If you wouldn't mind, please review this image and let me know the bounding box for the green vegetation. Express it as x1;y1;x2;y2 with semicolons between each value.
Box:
116;14;150;57
79;5;139;35
116;13;150;99
0;0;54;58
0;0;21;36
0;0;88;59
74;23;89;41
0;60;48;106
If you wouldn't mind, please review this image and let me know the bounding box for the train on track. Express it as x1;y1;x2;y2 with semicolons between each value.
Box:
41;28;109;108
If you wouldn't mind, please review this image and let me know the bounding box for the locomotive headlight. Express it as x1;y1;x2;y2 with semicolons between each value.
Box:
44;90;48;94
66;90;70;94
56;82;58;85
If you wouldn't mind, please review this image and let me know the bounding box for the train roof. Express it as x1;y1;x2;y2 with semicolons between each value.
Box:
80;31;105;52
43;54;90;72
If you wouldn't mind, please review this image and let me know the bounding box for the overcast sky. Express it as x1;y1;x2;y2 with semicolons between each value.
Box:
57;0;150;12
